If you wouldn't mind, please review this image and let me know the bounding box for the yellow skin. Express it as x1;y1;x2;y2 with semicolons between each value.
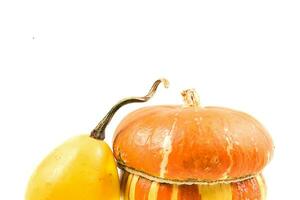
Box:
26;135;120;200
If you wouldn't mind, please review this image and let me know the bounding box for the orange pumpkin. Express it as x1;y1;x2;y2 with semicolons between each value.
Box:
103;79;273;199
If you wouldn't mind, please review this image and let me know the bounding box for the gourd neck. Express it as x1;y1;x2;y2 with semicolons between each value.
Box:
90;79;169;140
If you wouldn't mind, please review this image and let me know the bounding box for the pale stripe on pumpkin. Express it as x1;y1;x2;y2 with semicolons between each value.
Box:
222;133;234;179
160;115;179;178
129;175;139;200
198;183;232;200
171;185;178;200
148;182;159;200
257;175;266;200
124;173;133;200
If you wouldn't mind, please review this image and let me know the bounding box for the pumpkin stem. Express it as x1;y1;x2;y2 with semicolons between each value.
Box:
91;78;169;140
181;89;201;107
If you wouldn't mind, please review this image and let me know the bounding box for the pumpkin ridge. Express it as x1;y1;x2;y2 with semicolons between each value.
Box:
118;164;258;185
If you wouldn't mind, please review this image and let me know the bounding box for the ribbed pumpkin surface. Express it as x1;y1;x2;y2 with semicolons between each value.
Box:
120;171;266;200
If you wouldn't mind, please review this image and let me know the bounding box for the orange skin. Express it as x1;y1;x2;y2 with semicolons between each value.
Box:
157;184;172;199
113;105;274;182
178;185;200;200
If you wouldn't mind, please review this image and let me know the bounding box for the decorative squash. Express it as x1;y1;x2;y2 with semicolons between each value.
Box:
111;80;274;200
25;135;120;200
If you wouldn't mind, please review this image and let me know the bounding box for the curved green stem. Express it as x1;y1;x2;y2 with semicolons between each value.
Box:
90;78;169;140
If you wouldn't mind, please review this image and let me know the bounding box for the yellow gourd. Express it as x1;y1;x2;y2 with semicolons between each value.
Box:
26;135;120;200
25;79;168;200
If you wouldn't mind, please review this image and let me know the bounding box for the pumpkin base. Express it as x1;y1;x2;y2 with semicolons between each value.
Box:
120;170;266;200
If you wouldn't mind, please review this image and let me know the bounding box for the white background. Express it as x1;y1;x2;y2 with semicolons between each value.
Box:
0;0;299;199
